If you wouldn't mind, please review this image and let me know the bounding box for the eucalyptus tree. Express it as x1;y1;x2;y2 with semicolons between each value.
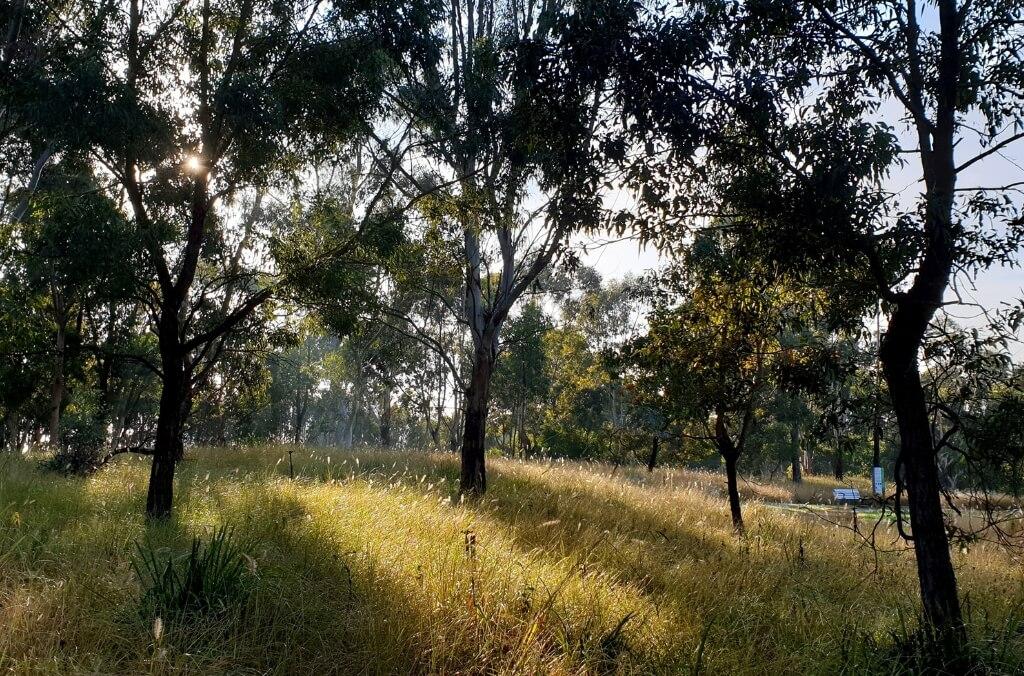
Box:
755;390;814;482
1;0;65;221
342;314;414;448
492;300;551;456
960;363;1024;497
619;0;1023;648
35;0;440;518
528;270;643;461
384;237;471;450
0;269;49;450
920;317;1022;494
623;234;842;531
13;161;137;446
387;0;639;495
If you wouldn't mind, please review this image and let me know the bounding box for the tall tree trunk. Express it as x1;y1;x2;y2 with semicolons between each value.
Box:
292;388;308;446
215;380;227;446
872;0;965;649
882;324;965;645
379;387;392;447
449;391;463;453
833;441;844;481
518;402;529;457
146;313;188;519
335;400;348;446
647;435;659;472
715;411;744;532
790;422;802;483
113;404;129;451
47;316;66;446
460;345;494;497
344;384;361;448
723;449;743;532
872;422;882;467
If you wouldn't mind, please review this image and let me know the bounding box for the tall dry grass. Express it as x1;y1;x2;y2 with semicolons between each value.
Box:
0;446;1020;674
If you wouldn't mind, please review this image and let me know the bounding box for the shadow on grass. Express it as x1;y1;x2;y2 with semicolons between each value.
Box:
210;451;877;670
0;458;458;672
161;486;430;673
197;449;879;612
83;448;1024;673
188;456;688;672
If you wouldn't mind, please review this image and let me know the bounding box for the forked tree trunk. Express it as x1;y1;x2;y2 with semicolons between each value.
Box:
715;412;744;532
877;0;965;651
460;345;494;497
429;424;440;448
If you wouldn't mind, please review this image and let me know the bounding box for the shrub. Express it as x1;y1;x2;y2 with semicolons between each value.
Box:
43;434;107;475
41;395;108;475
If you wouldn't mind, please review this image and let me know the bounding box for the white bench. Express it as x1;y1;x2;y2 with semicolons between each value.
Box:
832;488;861;504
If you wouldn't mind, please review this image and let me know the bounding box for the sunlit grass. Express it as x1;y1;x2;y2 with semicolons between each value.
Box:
0;446;1021;673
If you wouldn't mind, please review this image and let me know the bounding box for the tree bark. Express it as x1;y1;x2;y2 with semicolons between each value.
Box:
47;315;66;446
215;381;227;446
723;449;743;531
882;323;965;645
790;422;801;483
449;391;463;453
872;0;966;638
379;387;392;447
344;401;357;448
460;344;494;497
647;435;659;472
715;411;744;532
146;311;189;520
292;387;308;446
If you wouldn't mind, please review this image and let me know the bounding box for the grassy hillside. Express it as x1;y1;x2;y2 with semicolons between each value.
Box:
0;447;1021;674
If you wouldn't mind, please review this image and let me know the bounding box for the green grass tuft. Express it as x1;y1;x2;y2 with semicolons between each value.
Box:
132;525;250;620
